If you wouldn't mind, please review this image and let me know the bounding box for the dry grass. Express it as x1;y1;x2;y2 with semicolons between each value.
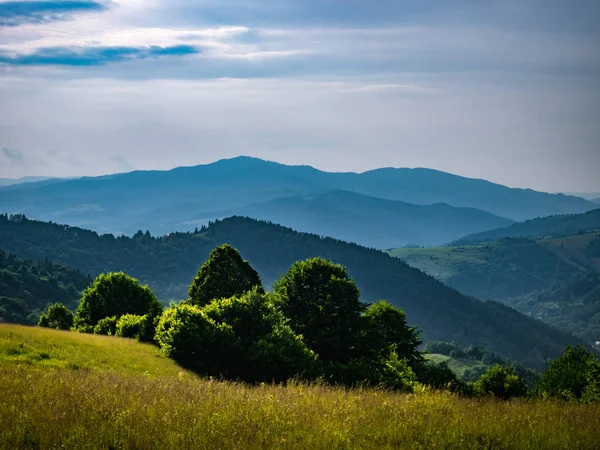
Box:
1;324;599;449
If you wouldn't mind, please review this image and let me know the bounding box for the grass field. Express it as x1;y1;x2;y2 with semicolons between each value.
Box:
426;353;488;379
1;324;600;449
387;246;486;280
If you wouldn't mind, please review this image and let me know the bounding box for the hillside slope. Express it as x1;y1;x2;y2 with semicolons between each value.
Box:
506;274;600;344
390;239;584;300
0;157;593;237
0;250;91;325
0;214;582;368
451;209;600;246
2;326;597;449
207;190;513;248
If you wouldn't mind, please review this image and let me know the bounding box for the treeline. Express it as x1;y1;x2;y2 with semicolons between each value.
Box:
0;249;91;324
0;214;584;369
38;243;600;402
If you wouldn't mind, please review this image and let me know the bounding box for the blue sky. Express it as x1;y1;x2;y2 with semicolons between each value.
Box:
0;0;599;192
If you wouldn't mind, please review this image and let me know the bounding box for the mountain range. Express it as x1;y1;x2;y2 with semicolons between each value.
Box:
0;157;595;248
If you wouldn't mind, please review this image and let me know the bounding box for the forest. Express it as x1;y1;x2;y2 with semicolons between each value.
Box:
0;213;583;370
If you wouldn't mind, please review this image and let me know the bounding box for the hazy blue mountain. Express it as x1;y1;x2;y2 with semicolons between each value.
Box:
0;176;54;186
0;213;583;369
0;157;594;238
451;209;600;246
204;190;514;248
593;198;600;205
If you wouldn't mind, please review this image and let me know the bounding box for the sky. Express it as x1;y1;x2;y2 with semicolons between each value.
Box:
0;0;599;193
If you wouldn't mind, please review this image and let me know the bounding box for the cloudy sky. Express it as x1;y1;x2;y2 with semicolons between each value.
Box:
0;0;599;192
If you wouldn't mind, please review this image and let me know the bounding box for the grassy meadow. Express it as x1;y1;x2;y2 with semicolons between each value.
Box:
1;324;600;449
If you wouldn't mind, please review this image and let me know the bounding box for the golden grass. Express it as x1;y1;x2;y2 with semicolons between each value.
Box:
1;324;599;449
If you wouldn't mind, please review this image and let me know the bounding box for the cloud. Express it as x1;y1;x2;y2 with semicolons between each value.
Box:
3;147;25;164
0;1;106;27
0;44;199;66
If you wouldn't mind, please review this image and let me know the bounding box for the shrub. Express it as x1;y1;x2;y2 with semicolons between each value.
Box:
74;272;161;331
116;314;145;339
538;345;600;401
93;316;118;336
38;303;74;330
474;365;529;399
157;290;317;382
155;303;237;376
415;361;464;391
188;244;263;307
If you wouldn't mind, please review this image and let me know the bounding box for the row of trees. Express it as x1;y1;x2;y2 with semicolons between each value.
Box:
38;244;600;399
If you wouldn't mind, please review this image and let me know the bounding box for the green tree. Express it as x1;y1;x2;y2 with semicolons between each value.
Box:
474;365;529;399
188;244;263;306
362;300;424;368
74;272;161;331
538;345;600;401
155;303;234;375
273;257;365;364
202;289;317;382
38;302;74;330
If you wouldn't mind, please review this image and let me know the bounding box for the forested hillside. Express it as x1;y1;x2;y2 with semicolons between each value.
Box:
391;238;585;300
451;209;600;246
506;274;600;344
0;157;593;238
0;214;582;369
0;250;91;324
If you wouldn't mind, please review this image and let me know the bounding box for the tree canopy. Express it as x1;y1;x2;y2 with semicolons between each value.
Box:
74;272;162;332
188;244;263;306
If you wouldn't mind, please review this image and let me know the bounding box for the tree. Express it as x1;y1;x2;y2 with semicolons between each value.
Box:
156;289;316;382
188;244;263;306
362;300;424;368
474;365;529;399
202;288;317;382
273;257;365;364
537;345;600;401
38;302;74;330
74;272;161;331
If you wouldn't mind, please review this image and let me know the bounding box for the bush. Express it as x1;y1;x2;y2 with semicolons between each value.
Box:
537;345;600;401
156;290;317;382
93;316;118;336
188;244;263;307
38;303;74;330
74;272;161;331
416;361;464;391
474;365;529;399
116;314;145;339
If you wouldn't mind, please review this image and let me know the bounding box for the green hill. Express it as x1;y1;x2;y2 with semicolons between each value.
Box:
0;214;583;369
451;209;600;246
2;324;597;449
390;238;585;300
0;250;91;325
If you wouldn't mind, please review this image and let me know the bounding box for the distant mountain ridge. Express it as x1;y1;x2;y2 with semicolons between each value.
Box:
0;213;583;369
451;209;600;246
0;176;54;186
202;190;514;248
0;157;594;245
